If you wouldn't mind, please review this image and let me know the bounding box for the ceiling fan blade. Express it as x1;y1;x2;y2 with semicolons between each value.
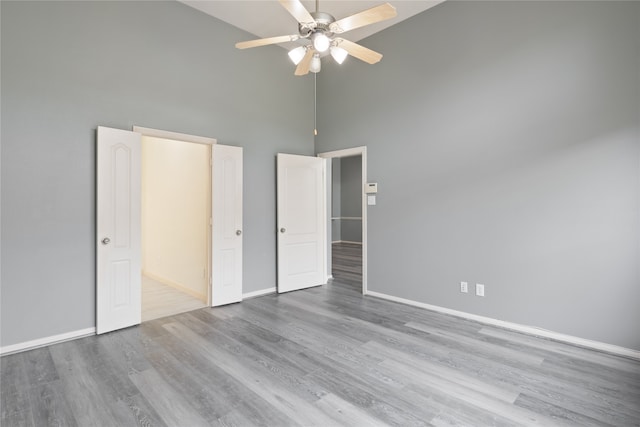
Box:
236;35;299;49
330;3;397;34
335;39;383;64
295;49;315;76
279;0;315;26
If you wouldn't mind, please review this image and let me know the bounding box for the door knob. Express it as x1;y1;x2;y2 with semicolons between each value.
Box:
236;230;242;236
102;237;111;245
280;228;286;233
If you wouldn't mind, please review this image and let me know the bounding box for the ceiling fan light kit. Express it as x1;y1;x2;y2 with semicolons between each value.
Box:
288;45;307;65
310;53;322;73
330;46;348;65
311;32;331;52
235;0;397;76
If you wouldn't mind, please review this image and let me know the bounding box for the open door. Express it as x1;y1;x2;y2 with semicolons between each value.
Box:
211;144;243;306
277;153;327;293
96;126;142;334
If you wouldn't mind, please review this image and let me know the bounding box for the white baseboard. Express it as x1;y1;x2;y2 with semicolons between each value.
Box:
0;327;96;357
332;240;363;245
1;287;275;356
8;291;636;361
366;291;640;361
243;287;276;299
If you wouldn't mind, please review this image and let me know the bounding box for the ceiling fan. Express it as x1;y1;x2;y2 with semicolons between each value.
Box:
235;0;397;76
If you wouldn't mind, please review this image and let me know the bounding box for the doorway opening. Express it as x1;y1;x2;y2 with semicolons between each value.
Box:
141;135;211;321
318;147;367;294
97;126;243;334
330;155;362;287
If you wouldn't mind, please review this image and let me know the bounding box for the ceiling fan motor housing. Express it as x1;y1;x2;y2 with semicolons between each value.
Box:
299;11;335;39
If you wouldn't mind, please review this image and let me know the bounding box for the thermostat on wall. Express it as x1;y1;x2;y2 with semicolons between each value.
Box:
365;183;378;194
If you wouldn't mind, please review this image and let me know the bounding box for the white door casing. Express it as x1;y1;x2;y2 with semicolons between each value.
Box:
212;144;243;306
317;146;368;295
96;126;142;334
277;153;327;293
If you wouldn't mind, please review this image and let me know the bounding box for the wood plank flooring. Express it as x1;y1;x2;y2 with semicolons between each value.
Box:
332;242;362;284
142;275;207;322
2;279;640;426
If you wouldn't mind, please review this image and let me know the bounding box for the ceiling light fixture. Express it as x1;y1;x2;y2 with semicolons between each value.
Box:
330;46;348;65
310;54;322;73
311;32;331;53
235;0;396;76
288;46;307;65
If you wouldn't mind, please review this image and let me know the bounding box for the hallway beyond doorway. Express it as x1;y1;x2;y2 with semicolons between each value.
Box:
142;275;206;322
331;242;362;285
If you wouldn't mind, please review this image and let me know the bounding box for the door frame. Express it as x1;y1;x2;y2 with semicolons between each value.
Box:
317;146;368;295
134;126;216;306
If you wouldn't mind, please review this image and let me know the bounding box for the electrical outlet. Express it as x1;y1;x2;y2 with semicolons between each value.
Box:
476;283;485;297
460;281;468;293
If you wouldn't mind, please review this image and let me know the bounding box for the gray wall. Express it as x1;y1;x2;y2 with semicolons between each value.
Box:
339;156;362;243
316;2;640;350
331;158;342;241
0;1;314;347
331;156;362;242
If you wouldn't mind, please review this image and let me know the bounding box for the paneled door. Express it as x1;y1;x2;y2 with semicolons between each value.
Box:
212;144;243;306
96;126;142;334
277;153;327;293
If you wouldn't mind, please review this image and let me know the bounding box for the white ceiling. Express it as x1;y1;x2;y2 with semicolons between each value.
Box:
180;1;444;49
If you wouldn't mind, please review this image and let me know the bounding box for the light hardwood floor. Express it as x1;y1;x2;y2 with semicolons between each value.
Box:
2;279;639;426
142;275;207;322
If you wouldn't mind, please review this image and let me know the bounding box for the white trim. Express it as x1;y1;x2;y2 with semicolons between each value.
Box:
242;287;276;300
366;291;640;361
318;146;368;295
318;147;365;158
322;158;329;285
0;328;96;357
133;126;217;145
332;240;363;245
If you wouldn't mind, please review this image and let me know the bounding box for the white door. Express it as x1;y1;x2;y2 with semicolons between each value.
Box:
96;127;142;334
277;153;327;293
212;144;243;306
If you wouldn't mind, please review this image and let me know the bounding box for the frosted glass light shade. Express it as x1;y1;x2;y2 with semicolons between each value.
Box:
330;46;348;65
288;46;306;65
310;54;321;73
312;33;331;53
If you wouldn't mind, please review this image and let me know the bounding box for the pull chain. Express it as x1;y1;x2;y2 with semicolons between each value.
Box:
314;0;319;137
314;72;318;136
